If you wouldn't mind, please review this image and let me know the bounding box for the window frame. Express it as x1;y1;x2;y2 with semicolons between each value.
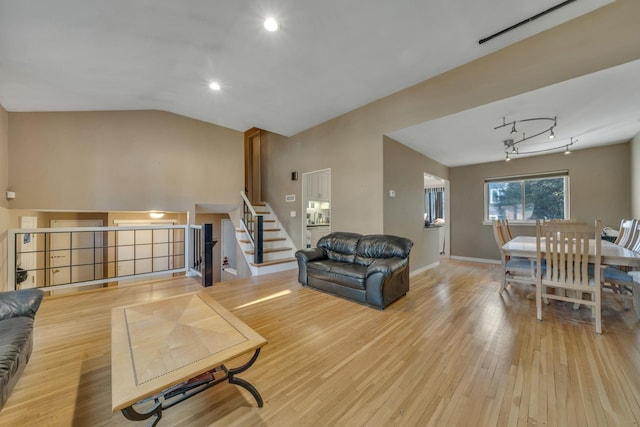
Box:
483;170;570;225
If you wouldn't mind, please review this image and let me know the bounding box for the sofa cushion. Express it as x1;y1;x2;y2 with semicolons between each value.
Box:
355;234;413;266
307;260;367;290
318;232;362;264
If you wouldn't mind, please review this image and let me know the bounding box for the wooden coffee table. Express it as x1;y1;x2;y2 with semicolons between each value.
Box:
111;291;267;426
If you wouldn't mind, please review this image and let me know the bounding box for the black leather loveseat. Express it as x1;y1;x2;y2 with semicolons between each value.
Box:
295;232;413;309
0;288;44;410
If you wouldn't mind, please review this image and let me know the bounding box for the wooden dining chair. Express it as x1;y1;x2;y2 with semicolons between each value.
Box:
493;220;536;294
500;219;514;241
614;219;639;248
536;219;603;334
492;220;507;246
601;220;640;316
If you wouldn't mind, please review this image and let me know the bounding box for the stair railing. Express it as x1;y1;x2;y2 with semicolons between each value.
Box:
240;191;264;264
188;224;215;287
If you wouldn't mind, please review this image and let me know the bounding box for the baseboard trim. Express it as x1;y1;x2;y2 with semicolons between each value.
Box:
410;261;440;277
450;256;501;265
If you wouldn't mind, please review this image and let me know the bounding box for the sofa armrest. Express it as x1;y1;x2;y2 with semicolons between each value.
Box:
365;257;410;309
366;257;407;278
0;288;44;320
295;248;326;263
295;248;326;286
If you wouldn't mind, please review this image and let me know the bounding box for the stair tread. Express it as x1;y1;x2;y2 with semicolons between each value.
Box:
251;258;296;267
239;237;285;243
245;247;292;255
236;228;280;235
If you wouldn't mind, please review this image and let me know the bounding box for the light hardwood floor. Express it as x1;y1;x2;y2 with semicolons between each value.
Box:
2;260;640;426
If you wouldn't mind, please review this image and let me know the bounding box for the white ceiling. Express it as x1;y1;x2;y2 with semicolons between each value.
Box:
0;0;625;164
390;59;640;167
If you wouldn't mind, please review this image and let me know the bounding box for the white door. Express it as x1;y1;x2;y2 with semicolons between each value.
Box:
18;216;38;288
50;220;104;286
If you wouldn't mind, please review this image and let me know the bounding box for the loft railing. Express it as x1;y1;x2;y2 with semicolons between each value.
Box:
240;191;264;264
8;223;215;292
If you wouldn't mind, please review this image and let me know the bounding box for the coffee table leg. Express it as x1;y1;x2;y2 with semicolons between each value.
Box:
121;398;162;427
225;348;263;407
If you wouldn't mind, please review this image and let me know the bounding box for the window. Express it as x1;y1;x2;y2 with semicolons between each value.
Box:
485;171;569;222
425;186;445;226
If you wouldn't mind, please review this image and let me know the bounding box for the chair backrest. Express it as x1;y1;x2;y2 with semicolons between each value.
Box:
500;219;514;241
492;220;507;247
615;219;638;248
536;220;601;287
628;221;640;252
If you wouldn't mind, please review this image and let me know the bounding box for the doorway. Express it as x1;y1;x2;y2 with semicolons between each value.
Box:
221;219;237;280
424;173;450;257
302;169;332;249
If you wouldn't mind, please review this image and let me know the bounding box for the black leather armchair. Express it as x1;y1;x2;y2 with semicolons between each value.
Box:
295;232;413;309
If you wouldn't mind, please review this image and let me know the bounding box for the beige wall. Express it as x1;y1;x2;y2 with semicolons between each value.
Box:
383;136;449;270
450;143;631;261
0;105;8;210
631;132;640;218
2;109;241;290
261;0;640;269
0;206;8;291
7;110;243;212
0;105;9;289
262;117;384;250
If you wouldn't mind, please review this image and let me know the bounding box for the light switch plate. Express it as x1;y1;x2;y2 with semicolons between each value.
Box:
285;194;295;202
290;211;296;217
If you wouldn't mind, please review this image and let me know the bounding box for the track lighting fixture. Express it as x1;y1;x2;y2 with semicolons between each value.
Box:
495;116;577;161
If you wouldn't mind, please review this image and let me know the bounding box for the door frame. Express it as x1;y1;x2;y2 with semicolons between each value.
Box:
301;168;331;249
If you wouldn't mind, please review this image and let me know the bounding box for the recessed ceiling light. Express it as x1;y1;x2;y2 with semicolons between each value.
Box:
209;82;221;91
264;17;279;32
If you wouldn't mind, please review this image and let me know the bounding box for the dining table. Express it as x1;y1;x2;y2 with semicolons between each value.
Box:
502;235;640;318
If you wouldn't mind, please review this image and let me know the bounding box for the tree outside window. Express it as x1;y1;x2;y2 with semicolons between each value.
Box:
486;174;568;222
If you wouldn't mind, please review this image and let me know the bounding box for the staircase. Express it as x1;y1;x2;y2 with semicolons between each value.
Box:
236;195;298;276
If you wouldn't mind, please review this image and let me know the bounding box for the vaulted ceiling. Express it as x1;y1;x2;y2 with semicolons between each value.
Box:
2;0;638;166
